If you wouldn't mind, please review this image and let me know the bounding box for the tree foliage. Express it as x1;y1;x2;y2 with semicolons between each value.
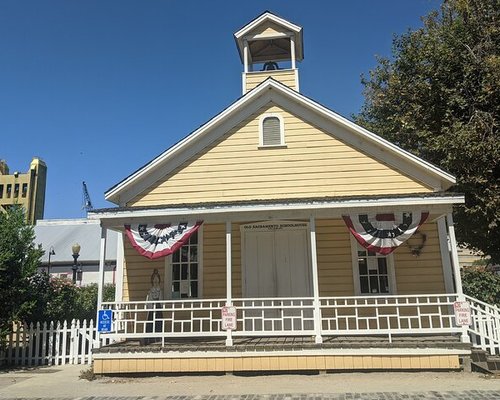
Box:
22;274;116;323
461;265;500;306
0;206;43;339
356;0;500;262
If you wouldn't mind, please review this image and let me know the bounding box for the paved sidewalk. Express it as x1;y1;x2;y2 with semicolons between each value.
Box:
0;365;499;399
4;393;500;400
6;395;500;400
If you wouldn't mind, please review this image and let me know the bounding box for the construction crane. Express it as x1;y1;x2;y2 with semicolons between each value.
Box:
82;181;94;213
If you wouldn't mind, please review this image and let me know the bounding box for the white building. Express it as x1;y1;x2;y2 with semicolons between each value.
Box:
34;219;119;286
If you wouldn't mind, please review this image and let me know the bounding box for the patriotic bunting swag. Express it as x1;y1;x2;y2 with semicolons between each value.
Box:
342;212;429;255
125;221;203;260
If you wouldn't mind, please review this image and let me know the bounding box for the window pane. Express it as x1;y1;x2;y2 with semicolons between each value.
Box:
172;250;180;263
172;282;180;294
190;263;198;279
190;246;198;262
358;259;367;275
357;250;366;257
181;264;188;280
181;247;188;262
368;250;376;257
378;258;387;274
369;276;379;293
172;264;180;280
191;281;198;298
379;276;389;293
360;276;369;293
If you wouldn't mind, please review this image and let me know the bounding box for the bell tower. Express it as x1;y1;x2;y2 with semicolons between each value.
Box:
234;12;304;94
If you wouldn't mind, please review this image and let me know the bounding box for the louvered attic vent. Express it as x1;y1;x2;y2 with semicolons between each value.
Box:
262;116;282;146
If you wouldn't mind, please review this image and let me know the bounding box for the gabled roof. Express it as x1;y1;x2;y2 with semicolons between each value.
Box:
234;11;304;63
105;78;456;205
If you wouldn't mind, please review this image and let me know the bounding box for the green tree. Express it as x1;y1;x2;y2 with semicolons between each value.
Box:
0;206;43;342
461;265;500;306
73;283;116;321
356;0;500;262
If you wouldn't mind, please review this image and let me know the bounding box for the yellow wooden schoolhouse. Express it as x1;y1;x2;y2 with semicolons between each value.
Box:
89;12;499;374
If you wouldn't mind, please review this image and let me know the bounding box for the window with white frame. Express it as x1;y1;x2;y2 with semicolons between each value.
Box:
353;242;396;295
170;230;199;299
259;114;285;146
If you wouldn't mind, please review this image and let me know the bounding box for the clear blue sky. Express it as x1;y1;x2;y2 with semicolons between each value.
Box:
0;0;441;219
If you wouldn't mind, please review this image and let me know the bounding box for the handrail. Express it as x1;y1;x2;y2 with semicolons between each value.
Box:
464;294;500;312
463;295;500;355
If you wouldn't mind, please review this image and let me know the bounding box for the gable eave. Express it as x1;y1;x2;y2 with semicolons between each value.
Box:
234;11;304;63
106;78;456;205
104;80;276;204
234;11;302;40
272;83;457;187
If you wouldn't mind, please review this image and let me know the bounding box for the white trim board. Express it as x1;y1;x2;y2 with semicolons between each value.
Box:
90;195;464;227
105;79;456;206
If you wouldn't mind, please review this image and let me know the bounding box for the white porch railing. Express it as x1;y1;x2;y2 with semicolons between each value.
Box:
101;294;500;355
320;294;461;341
101;294;462;343
465;295;500;355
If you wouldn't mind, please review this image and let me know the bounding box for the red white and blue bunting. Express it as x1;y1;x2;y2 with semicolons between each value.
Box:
125;221;203;260
342;211;429;255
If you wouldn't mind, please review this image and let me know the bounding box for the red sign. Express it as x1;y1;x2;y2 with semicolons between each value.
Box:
221;306;237;330
454;301;472;326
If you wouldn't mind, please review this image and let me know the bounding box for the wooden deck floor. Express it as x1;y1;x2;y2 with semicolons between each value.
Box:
95;334;469;354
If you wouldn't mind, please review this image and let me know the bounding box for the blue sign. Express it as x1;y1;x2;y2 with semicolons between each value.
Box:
98;309;113;332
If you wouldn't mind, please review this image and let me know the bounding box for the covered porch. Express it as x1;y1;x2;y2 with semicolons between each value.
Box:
89;193;481;373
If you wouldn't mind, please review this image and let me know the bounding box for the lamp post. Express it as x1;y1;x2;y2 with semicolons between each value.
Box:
47;246;55;275
71;243;81;284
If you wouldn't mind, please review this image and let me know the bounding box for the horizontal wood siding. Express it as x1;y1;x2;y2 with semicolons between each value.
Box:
245;70;297;91
202;223;243;299
129;104;432;207
121;219;446;301
317;219;355;296
94;354;460;374
393;220;446;294
122;240;164;302
202;223;226;298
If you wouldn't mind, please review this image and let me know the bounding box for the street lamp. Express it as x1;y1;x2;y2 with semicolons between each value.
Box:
71;243;81;284
47;246;55;275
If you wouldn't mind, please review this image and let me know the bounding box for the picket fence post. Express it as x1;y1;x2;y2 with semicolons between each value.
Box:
61;320;68;365
14;322;21;366
6;318;101;367
27;323;34;366
88;319;94;365
35;321;40;365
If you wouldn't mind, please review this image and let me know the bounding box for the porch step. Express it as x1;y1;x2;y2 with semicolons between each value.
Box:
471;349;500;375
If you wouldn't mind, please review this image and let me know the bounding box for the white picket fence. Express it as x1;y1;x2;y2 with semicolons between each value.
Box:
5;319;112;366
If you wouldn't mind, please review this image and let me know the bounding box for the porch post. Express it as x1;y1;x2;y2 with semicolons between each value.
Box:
114;232;125;302
95;225;107;348
437;216;455;293
309;216;323;344
225;220;233;346
446;213;463;296
446;213;470;343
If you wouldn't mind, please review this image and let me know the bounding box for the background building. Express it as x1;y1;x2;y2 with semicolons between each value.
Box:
34;218;119;286
0;157;47;224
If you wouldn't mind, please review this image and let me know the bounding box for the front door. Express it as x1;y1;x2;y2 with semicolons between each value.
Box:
242;221;312;298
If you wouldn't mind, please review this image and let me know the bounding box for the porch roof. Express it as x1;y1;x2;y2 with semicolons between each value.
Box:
89;192;464;227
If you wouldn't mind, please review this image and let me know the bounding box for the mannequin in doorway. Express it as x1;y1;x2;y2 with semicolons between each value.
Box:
145;268;163;343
